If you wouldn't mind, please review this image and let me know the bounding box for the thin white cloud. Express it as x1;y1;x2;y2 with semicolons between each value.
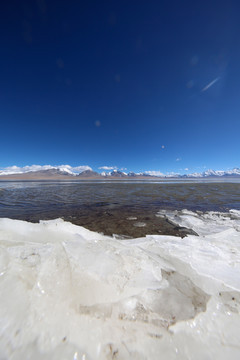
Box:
144;170;164;177
201;77;220;92
166;172;180;177
144;170;181;177
176;158;181;162
98;166;117;170
70;165;92;173
184;168;189;171
0;165;92;176
161;145;165;149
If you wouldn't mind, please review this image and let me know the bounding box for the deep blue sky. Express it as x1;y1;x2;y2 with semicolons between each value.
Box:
1;0;240;174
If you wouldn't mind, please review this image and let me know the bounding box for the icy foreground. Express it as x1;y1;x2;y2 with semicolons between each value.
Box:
0;211;240;359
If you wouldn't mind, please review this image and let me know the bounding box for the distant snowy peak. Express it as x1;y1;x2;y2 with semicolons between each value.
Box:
100;170;128;177
110;170;128;177
77;170;99;177
128;172;138;177
186;168;240;178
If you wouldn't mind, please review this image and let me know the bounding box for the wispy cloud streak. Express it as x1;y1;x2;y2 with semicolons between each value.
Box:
201;77;220;92
98;166;117;170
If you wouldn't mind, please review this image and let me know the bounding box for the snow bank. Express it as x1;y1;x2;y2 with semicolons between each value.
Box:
0;210;240;359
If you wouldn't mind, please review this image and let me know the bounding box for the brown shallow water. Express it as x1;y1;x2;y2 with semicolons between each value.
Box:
0;181;240;237
50;206;196;238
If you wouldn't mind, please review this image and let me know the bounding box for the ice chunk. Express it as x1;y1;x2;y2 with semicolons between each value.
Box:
133;222;146;227
0;211;240;359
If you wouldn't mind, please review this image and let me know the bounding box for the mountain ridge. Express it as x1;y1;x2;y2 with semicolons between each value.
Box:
0;167;240;180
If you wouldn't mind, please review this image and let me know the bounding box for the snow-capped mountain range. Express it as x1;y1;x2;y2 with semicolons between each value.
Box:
0;166;240;179
181;168;240;178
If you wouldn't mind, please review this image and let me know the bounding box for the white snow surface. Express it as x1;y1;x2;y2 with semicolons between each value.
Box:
1;210;240;359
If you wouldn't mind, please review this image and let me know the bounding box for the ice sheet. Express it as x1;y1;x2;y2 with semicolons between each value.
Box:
0;210;240;359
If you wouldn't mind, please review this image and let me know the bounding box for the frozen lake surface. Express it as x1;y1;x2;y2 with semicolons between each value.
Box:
0;181;240;359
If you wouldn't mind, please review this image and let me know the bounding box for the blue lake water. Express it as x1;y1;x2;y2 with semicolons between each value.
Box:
0;181;240;237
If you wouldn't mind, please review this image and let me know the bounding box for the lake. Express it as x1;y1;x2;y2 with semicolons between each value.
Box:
0;180;240;237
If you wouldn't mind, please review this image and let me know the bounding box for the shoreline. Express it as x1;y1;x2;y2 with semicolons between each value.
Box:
9;208;196;239
1;177;240;183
